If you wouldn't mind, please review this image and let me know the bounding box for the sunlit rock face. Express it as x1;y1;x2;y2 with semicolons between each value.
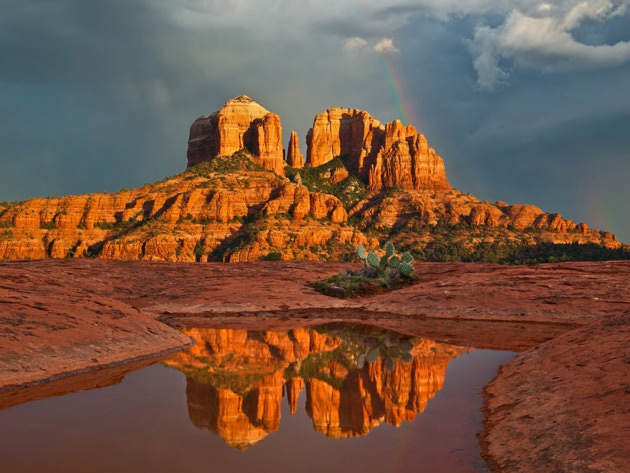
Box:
1;95;623;262
185;373;285;450
286;130;305;169
164;326;466;448
305;339;458;439
0;164;360;262
305;107;450;192
187;95;285;175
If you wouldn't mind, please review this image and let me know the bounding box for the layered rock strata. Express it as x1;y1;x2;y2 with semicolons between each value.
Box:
0;95;623;262
305;107;450;192
0;169;367;262
187;95;285;175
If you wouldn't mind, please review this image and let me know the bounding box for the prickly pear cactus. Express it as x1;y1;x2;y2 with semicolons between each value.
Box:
367;251;380;268
399;262;413;276
385;241;395;258
387;256;401;268
401;251;413;264
357;244;366;260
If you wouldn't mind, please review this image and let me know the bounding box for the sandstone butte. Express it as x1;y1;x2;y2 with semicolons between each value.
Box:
164;327;463;449
0;95;624;262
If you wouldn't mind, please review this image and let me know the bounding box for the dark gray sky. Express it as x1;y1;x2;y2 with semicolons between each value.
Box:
1;0;629;241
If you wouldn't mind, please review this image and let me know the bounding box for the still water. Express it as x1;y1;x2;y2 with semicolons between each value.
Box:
0;324;514;472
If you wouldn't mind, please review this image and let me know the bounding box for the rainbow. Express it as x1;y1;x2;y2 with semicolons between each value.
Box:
376;47;419;128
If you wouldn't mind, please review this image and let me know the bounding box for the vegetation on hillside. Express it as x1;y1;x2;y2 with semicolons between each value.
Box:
285;157;367;208
1;148;629;265
186;149;271;176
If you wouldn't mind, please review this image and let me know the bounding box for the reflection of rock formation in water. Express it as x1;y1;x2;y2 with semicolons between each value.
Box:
286;377;304;415
307;340;456;439
186;372;284;450
165;326;465;448
164;327;341;449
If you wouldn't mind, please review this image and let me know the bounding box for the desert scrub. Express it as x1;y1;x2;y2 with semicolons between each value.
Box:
187;149;270;176
284;156;367;208
40;221;57;230
260;251;282;261
312;242;418;298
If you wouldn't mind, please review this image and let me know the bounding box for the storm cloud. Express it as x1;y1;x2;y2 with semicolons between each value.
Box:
1;0;629;240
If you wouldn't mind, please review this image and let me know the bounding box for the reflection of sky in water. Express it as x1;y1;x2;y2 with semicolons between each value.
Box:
0;324;514;473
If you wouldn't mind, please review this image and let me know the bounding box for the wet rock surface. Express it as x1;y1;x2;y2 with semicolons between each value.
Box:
482;314;630;472
0;259;629;470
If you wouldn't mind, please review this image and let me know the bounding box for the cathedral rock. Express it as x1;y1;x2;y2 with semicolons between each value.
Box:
305;107;451;192
187;95;285;175
187;97;450;193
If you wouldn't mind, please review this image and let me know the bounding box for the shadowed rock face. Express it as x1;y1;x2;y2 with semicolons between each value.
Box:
164;326;465;448
187;95;285;175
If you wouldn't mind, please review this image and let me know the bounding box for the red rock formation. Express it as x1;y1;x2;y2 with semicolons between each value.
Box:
0;97;623;262
285;377;304;414
262;183;347;223
167;327;465;445
187;95;285;175
306;108;383;177
306;108;450;192
0;162;373;262
286;130;305;169
165;327;342;448
305;340;462;439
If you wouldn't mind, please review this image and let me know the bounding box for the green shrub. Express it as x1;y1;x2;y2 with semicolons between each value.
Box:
40;221;57;230
261;251;282;261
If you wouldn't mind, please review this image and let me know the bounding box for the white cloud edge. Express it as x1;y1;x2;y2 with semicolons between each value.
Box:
156;0;630;90
374;37;400;54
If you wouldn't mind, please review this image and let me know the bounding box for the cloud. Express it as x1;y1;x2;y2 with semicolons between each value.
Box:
468;1;630;89
343;36;368;51
374;37;400;54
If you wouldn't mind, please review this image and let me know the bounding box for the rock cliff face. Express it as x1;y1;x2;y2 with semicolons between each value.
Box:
187;95;285;175
305;107;450;192
0;95;624;262
0;159;373;262
164;327;465;448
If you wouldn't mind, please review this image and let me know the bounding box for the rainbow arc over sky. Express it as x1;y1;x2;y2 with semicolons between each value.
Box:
377;47;420;128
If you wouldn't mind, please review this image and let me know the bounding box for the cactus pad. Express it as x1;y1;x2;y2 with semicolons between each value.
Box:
387;256;401;268
385;241;395;258
367;251;380;268
399;262;413;276
357;244;366;260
